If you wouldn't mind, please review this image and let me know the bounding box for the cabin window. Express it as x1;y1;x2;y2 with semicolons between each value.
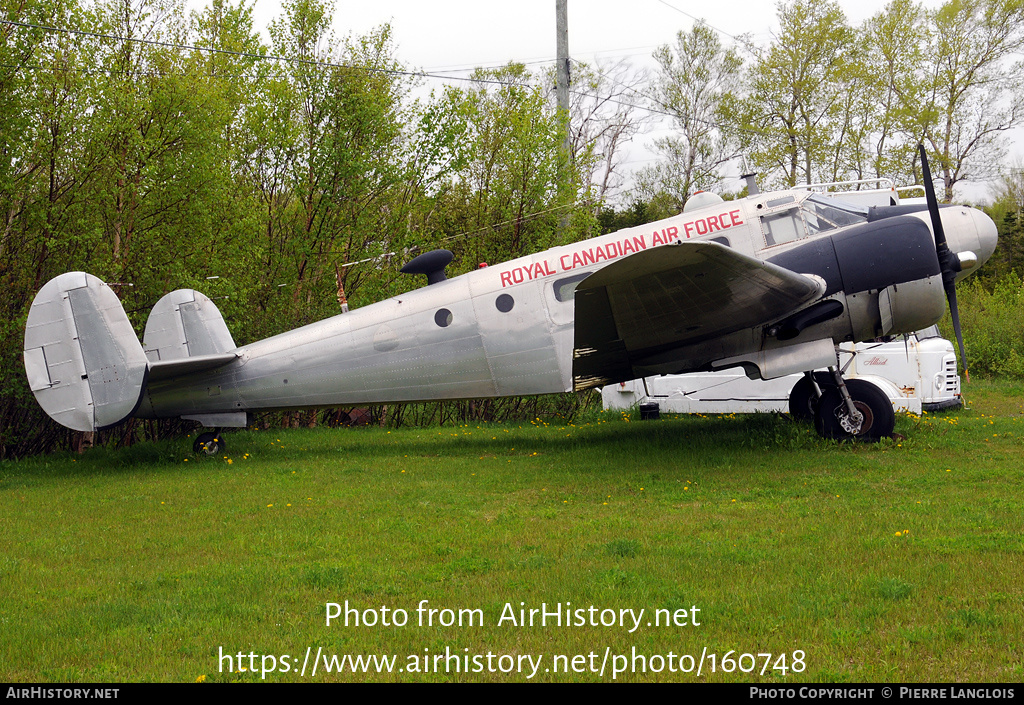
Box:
766;196;796;209
553;272;592;302
435;308;453;327
495;294;514;312
710;236;730;247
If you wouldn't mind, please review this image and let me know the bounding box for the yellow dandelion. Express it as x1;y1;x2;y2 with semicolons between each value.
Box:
195;675;207;683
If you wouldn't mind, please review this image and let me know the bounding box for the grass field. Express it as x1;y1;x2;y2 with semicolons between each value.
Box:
2;380;1023;683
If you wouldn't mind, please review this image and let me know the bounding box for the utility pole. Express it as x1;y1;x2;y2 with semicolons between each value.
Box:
556;0;571;232
556;0;570;154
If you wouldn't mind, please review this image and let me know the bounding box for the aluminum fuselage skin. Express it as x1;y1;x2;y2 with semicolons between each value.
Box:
136;191;997;420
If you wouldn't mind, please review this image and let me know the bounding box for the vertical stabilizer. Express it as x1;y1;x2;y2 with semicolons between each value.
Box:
142;289;235;361
24;273;148;432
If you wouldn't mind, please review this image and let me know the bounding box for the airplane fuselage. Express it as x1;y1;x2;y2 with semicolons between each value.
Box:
136;190;996;421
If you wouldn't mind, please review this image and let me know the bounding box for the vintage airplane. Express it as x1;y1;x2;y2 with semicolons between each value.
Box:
23;148;997;450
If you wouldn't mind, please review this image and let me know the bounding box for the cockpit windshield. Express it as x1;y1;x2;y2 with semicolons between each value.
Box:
801;195;869;235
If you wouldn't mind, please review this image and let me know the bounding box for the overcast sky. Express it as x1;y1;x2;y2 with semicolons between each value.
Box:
256;0;940;70
204;0;1014;201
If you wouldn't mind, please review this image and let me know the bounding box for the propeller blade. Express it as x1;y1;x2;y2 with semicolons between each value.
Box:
919;144;969;381
919;144;949;254
946;281;970;383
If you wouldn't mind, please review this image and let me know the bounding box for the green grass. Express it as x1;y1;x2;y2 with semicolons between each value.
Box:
2;381;1024;682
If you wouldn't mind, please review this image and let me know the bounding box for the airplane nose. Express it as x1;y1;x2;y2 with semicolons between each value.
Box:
970;208;998;266
940;206;998;282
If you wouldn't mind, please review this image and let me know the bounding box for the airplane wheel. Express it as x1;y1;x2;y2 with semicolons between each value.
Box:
193;432;224;455
814;379;895;442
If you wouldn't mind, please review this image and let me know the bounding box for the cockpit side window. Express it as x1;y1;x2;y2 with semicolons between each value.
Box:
762;209;805;246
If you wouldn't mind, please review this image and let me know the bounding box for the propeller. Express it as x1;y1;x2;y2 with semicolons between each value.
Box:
919;144;969;382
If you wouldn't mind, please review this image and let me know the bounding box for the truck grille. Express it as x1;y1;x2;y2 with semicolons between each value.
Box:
943;355;961;395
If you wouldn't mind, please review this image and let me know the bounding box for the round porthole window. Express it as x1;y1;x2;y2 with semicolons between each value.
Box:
495;294;514;312
435;308;453;327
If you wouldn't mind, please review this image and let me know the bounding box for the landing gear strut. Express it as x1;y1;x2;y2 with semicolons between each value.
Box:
193;430;225;455
812;372;894;442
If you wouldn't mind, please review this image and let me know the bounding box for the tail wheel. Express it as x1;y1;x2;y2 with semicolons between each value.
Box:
193;432;224;455
814;379;895;442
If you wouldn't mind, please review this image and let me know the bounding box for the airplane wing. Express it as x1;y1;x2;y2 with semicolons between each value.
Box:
572;240;825;389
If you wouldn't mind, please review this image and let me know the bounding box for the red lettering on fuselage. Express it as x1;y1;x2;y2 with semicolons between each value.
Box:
680;209;744;238
497;209;745;286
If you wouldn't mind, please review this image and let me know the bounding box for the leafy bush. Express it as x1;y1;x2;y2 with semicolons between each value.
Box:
942;272;1024;379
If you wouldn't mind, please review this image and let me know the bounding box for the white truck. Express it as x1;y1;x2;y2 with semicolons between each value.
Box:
601;326;961;417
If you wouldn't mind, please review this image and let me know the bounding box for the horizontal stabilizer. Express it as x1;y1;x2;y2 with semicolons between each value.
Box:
24;272;148;431
147;352;239;382
143;289;235;361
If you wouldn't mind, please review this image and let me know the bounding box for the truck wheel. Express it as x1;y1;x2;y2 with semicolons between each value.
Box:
789;377;819;422
814;379;895;442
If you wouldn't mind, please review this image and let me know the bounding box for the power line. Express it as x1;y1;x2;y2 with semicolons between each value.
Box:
653;0;763;57
0;18;530;88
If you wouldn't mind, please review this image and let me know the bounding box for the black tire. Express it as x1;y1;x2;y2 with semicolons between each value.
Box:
789;373;835;422
789;376;819;422
814;379;895;442
193;431;224;455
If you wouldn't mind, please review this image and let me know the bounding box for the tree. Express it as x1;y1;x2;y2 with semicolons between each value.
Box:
730;0;855;188
977;161;1024;282
916;0;1024;202
251;0;419;326
552;58;648;206
856;0;928;185
633;21;742;210
432;64;573;268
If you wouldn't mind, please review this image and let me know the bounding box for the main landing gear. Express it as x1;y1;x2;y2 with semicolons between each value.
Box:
790;369;895;442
